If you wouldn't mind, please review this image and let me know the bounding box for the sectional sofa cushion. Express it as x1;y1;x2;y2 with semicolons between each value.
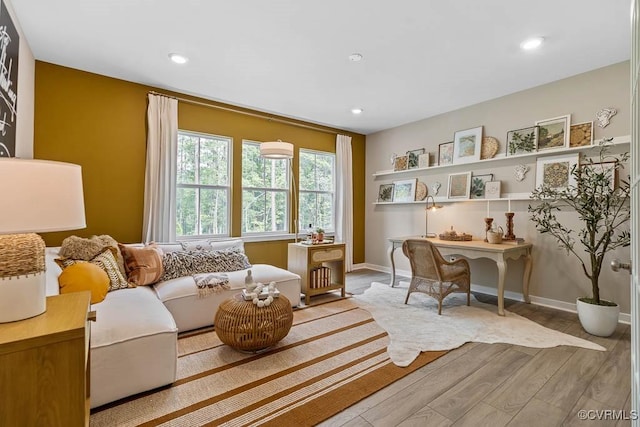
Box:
119;243;164;286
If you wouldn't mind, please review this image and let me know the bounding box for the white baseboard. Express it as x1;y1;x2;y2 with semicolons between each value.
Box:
360;263;631;325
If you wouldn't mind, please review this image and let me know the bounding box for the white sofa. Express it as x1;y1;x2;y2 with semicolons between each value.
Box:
45;239;301;409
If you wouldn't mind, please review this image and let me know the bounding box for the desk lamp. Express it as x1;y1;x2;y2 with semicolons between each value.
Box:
424;195;443;237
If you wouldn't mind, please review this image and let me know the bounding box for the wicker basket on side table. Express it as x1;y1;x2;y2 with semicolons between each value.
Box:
214;293;293;352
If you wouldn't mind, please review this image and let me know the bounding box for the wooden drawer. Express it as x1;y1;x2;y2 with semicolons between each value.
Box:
311;248;344;262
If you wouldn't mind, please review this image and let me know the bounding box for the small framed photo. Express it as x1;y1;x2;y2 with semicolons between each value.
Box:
569;121;594;148
583;161;617;191
470;173;494;199
392;179;417;202
406;148;425;169
418;153;430;168
378;183;394;202
447;172;472;199
536;115;571;151
453;126;483;164
535;153;579;191
393;155;408;171
506;126;538;156
484;181;502;199
438;142;454;165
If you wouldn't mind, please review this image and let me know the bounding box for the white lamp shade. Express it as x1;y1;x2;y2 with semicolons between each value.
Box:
0;158;86;234
260;140;294;159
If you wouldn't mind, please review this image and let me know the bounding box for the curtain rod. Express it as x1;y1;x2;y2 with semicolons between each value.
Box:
148;90;341;136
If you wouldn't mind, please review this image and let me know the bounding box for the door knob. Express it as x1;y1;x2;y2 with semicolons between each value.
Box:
611;259;631;274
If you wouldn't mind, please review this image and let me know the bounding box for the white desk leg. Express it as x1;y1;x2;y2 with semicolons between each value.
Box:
388;242;398;287
522;249;533;304
496;257;507;316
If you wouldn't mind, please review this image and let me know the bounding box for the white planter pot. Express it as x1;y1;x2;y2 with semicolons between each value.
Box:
576;298;620;337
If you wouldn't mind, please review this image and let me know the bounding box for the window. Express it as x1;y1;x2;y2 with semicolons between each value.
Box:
176;131;231;237
299;149;335;232
242;140;290;234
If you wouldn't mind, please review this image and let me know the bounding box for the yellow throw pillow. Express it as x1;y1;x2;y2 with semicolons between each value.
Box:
56;247;135;292
58;262;109;304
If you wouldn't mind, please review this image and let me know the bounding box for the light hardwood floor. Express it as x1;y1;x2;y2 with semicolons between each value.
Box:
320;269;632;427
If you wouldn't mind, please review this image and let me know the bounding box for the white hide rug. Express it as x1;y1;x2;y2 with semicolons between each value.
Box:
353;282;605;367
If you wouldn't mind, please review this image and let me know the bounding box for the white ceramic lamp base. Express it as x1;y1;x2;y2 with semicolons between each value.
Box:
0;272;46;323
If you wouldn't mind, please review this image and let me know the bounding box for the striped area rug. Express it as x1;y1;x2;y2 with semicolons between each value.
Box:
90;298;447;426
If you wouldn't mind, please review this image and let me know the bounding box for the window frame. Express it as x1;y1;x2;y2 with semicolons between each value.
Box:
298;148;336;233
241;140;291;237
176;129;232;239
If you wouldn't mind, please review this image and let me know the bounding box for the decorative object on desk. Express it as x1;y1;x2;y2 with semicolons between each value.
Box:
438;141;454;165
0;159;86;323
569;121;594;147
447;171;471;199
486;226;504;244
424;195;442;237
431;181;441;196
480;136;500;159
245;269;257;292
535;114;571;151
392;178;417;202
260;139;299;242
417;153;430;168
415;181;428;201
378;183;394;202
506;126;538;155
315;228;325;242
529;140;629;337
514;164;529;182
453;126;483;164
484;180;501;199
393;155;408;171
484;217;494;242
535;153;579;191
438;227;473;241
504;212;516;241
595;107;616;128
470;173;494;199
406;148;425;169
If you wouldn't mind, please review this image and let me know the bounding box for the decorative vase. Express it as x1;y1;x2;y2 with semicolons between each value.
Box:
576;297;619;337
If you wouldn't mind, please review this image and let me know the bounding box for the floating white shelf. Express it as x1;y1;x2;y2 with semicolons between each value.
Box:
373;193;532;205
372;135;630;178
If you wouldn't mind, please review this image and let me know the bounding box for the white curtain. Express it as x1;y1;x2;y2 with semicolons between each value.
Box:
142;94;178;243
336;134;354;271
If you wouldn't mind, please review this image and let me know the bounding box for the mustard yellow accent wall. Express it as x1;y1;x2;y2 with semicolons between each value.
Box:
34;61;366;267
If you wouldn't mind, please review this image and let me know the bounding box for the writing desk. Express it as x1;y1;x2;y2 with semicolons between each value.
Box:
388;236;533;316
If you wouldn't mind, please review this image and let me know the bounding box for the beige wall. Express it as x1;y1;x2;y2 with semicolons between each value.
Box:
365;61;631;314
5;0;34;157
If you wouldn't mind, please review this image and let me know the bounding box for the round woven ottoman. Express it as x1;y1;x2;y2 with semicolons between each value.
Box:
214;294;293;352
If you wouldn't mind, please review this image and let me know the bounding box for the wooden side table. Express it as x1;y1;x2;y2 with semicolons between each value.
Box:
214;294;293;352
0;291;93;426
288;242;346;305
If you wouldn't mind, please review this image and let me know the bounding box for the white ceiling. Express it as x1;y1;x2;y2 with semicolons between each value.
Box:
10;0;631;135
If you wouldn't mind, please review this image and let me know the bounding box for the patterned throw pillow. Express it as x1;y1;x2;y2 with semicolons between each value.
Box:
56;247;135;292
118;244;164;286
160;249;251;281
180;240;213;251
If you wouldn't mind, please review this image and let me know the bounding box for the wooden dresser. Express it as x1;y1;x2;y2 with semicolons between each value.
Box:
0;291;93;426
288;242;346;305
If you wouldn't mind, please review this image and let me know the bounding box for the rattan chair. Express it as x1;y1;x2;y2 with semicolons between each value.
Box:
402;239;471;315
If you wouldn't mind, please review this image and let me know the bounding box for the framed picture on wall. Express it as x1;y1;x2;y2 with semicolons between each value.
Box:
569;121;594;147
393;155;409;171
418;153;430;168
452;126;483;164
392;179;417;202
535;153;579;191
470;173;494;199
447;172;472;199
484;181;502;199
406;148;425;169
506;126;538;156
536;115;571;151
438;142;454;165
378;183;394;202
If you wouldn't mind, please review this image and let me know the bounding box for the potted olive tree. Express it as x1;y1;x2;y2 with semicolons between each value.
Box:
528;140;630;336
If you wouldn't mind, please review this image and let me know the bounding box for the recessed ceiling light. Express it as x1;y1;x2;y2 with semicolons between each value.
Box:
169;53;188;64
348;53;363;62
351;108;363;115
520;37;544;51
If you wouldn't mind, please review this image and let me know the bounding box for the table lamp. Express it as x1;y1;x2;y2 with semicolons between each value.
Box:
424;195;443;238
0;158;86;323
